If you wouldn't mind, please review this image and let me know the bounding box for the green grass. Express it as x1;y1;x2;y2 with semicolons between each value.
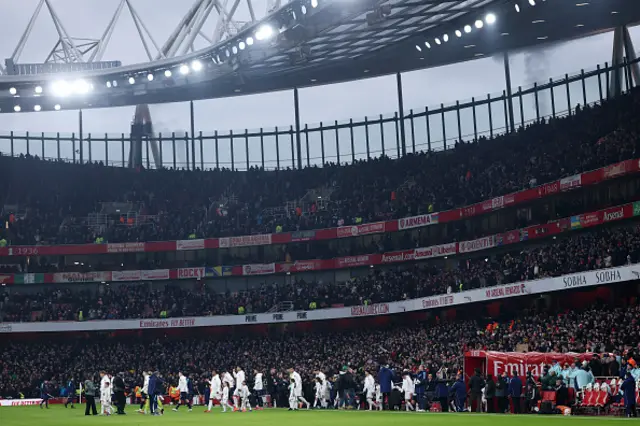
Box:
0;405;630;426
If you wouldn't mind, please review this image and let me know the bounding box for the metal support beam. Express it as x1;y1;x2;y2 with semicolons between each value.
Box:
610;26;624;98
294;88;303;169
622;25;640;88
78;109;84;164
396;73;407;157
190;100;196;170
503;51;515;133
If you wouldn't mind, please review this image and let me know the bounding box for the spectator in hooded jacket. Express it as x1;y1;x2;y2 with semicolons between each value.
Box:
508;372;523;414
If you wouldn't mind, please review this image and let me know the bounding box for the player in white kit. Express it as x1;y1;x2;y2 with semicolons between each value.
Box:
289;368;310;409
233;367;245;411
400;371;415;411
206;370;222;412
99;371;112;416
363;371;379;411
253;369;264;410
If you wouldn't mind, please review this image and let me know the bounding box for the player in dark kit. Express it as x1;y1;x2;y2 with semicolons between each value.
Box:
40;381;52;409
65;377;76;408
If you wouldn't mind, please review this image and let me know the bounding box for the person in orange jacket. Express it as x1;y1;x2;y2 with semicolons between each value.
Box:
169;385;180;404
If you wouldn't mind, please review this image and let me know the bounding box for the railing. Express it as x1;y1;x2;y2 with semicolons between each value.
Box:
0;58;637;171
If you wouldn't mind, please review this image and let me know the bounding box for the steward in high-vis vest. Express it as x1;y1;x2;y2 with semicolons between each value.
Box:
169;386;180;403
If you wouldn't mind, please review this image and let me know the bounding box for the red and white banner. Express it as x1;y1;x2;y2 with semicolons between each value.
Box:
176;267;205;279
381;250;415;264
138;318;197;329
142;269;170;280
603;206;625;222
177;239;205;251
277;260;321;273
458;236;496;253
242;263;276;276
0;398;46;407
106;242;145;253
415;242;457;260
398;213;439;230
219;234;272;248
478;351;593;380
112;270;142;282
560;174;582;190
337;222;385;238
336;255;373;268
53;271;112;283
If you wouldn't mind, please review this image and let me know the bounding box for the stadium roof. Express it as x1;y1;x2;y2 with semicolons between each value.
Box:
0;0;638;112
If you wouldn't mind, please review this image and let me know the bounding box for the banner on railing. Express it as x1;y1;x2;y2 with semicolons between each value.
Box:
398;213;439;230
177;239;205;251
53;271;112;283
242;263;275;276
1;263;636;334
459;236;496;253
219;234;272;248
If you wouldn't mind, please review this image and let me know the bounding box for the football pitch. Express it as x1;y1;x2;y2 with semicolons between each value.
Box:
0;406;632;426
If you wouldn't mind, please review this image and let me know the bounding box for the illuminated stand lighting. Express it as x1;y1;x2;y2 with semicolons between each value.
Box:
311;0;318;8
34;86;43;94
13;105;21;112
485;13;496;25
9;87;16;95
191;60;203;71
54;104;61;111
255;24;274;41
147;74;154;81
128;77;135;85
34;105;41;112
464;24;472;33
164;70;172;78
180;64;190;75
475;19;484;29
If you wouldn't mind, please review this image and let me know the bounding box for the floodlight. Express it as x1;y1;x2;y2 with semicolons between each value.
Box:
515;3;520;12
255;24;273;41
51;80;71;97
435;37;441;45
9;87;16;95
191;60;203;71
485;13;496;24
475;19;484;28
13;105;21;112
128;77;135;85
415;45;422;52
464;24;472;33
232;46;238;54
529;0;535;5
239;41;246;50
443;34;449;42
455;30;462;37
164;70;172;78
35;86;43;94
106;81;112;88
247;37;254;46
180;64;190;75
311;0;318;7
54;104;61;111
147;74;154;81
73;79;90;94
425;41;431;48
34;105;41;112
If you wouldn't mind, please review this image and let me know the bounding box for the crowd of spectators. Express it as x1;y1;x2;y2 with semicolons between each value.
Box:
2;222;639;323
1;300;639;400
1;90;640;247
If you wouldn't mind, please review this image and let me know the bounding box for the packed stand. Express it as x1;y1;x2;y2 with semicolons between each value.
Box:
1;90;640;247
1;222;639;323
1;301;639;411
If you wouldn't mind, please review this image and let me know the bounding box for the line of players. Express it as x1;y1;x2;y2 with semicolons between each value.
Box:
57;366;423;415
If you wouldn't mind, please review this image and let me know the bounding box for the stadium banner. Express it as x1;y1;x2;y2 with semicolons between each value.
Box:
459;235;496;253
219;234;272;248
174;267;205;279
176;239;205;251
1;263;636;334
634;201;640;217
337;222;386;238
242;263;275;276
53;271;112;283
398;213;439;230
0;159;638;258
466;351;592;380
106;242;146;253
0;398;45;406
0;201;637;286
13;273;44;284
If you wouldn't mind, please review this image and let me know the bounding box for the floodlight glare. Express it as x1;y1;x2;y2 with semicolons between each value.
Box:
239;41;246;50
54;104;61;111
255;24;273;41
128;77;135;85
35;86;43;94
464;24;472;33
13;105;21;112
51;80;71;97
515;3;520;12
475;19;484;28
232;46;238;54
443;34;449;42
112;80;118;87
311;0;318;7
425;41;431;48
147;74;154;81
180;64;190;75
415;45;422;52
455;30;462;37
73;79;91;94
164;69;172;78
34;105;41;112
529;0;535;5
9;87;17;95
301;5;307;14
435;37;441;45
485;13;496;24
191;60;203;71
247;37;254;46
106;81;112;88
